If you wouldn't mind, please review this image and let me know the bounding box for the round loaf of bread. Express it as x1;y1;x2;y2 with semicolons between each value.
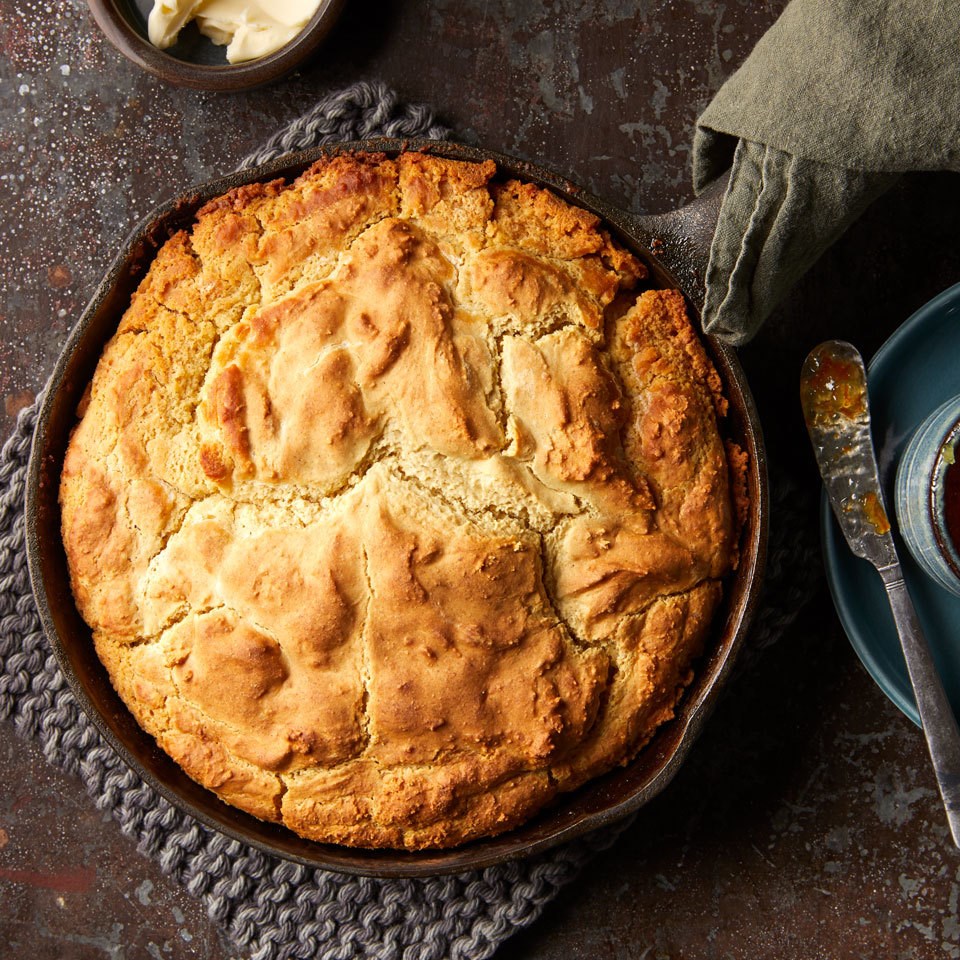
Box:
59;152;741;850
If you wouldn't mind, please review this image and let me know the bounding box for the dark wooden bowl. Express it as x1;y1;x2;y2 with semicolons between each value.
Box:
86;0;346;91
25;139;768;878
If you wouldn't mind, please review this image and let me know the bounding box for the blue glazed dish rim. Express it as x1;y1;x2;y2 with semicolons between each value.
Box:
822;280;960;728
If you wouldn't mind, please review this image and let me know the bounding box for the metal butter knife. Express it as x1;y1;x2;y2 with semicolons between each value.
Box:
801;340;960;848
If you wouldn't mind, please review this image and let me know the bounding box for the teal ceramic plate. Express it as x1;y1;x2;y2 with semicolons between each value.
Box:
823;282;960;727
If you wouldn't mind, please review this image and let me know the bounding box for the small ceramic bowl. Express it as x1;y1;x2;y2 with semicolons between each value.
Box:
895;394;960;597
86;0;346;91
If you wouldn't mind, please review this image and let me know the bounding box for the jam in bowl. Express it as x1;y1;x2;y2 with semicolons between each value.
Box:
896;395;960;597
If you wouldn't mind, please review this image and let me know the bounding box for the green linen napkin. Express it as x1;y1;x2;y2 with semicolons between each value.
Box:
694;0;959;344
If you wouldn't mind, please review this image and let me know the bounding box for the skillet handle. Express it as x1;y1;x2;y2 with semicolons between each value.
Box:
627;171;729;313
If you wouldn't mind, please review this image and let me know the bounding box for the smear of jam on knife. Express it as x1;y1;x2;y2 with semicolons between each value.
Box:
862;491;891;535
840;490;891;534
801;344;890;536
799;347;867;426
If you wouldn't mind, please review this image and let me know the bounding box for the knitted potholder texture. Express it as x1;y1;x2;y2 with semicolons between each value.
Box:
0;81;818;960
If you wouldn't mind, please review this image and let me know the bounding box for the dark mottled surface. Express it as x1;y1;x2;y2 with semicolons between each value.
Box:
3;0;960;957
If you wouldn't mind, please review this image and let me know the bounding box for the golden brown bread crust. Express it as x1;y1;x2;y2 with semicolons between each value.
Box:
60;152;739;849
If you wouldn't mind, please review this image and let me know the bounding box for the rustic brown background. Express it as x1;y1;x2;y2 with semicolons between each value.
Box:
3;1;960;957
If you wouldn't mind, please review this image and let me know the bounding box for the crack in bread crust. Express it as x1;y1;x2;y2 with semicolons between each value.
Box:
59;152;740;850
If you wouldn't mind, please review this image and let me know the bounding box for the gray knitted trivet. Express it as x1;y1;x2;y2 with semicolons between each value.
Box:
238;80;449;169
0;81;819;960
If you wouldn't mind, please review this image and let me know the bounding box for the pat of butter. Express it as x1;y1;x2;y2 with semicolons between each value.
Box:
148;0;322;64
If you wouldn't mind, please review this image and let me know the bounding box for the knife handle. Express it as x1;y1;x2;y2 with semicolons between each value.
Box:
880;565;960;847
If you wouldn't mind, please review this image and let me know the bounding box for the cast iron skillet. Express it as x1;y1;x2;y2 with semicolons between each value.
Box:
25;138;768;878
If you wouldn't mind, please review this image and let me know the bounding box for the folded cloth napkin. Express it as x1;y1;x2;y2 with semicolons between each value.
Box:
694;0;960;344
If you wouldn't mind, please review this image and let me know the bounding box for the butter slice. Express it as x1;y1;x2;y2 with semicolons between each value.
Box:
148;0;321;63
